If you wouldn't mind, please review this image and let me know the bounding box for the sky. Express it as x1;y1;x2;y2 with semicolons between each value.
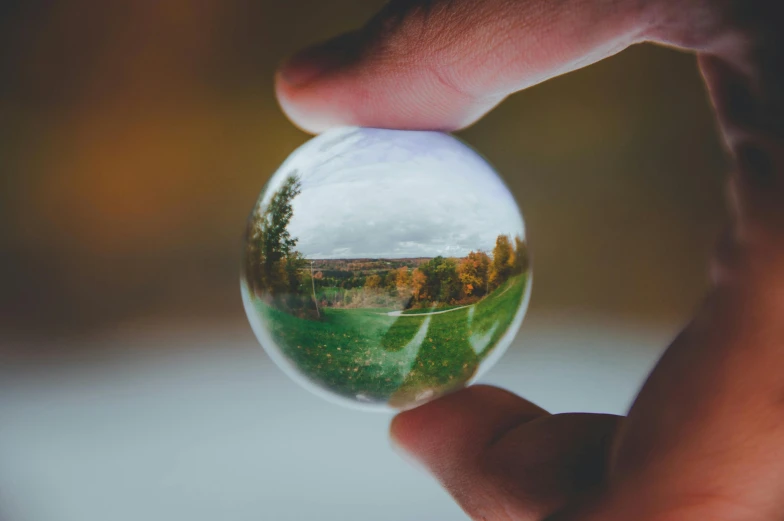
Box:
259;127;525;259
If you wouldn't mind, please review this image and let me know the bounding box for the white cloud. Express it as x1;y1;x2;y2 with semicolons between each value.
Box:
259;127;525;259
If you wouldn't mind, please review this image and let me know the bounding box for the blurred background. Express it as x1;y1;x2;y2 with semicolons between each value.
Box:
0;1;728;520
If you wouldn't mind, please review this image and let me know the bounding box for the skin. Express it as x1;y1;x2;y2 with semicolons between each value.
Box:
275;1;784;519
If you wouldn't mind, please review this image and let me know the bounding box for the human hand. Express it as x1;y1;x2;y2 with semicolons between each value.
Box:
275;1;784;520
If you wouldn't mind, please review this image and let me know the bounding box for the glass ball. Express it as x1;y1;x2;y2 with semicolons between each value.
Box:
241;127;531;411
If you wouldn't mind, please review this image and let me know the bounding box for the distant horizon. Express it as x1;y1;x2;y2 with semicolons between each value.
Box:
304;250;510;261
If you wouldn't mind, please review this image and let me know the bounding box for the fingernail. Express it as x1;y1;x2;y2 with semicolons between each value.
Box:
279;32;360;88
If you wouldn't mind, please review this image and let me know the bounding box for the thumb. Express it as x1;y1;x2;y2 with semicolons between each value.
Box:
391;385;622;521
275;0;648;133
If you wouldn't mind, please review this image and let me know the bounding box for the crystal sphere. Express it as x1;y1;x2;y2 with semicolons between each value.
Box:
241;127;531;411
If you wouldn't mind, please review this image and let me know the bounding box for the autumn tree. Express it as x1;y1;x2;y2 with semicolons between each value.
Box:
457;251;490;297
395;267;411;293
411;268;427;301
364;274;382;290
488;234;514;290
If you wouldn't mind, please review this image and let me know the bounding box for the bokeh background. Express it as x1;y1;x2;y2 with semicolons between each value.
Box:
0;1;728;520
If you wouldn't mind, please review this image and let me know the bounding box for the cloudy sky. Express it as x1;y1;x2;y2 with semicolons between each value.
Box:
259;127;525;259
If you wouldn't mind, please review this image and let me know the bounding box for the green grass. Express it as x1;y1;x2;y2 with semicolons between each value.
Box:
254;274;528;405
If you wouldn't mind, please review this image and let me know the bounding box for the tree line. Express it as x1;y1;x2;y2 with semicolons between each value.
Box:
245;173;529;316
353;234;528;308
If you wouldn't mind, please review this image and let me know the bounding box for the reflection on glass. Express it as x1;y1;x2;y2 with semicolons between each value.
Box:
241;127;531;411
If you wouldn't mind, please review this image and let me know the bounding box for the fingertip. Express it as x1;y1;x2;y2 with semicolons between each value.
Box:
275;31;367;134
275;72;337;134
389;385;548;468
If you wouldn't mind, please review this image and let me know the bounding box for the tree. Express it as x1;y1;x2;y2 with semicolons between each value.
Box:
512;235;529;274
457;251;490;297
411;268;427;301
281;251;307;295
436;258;461;302
418;256;460;303
364;274;382;290
384;270;398;290
247;173;304;297
489;235;514;290
395;267;411;293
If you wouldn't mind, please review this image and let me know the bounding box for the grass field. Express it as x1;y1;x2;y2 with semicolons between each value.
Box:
253;274;528;407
